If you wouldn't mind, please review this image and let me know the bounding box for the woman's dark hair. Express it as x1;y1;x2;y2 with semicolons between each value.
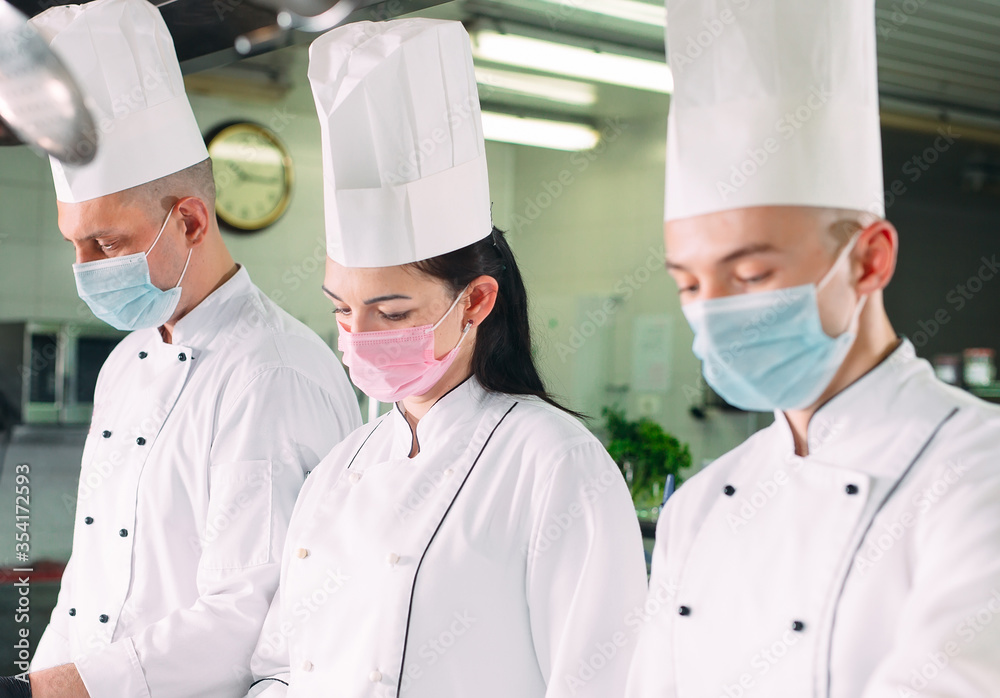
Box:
410;226;584;419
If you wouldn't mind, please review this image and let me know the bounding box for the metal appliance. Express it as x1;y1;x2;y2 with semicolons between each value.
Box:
0;321;125;427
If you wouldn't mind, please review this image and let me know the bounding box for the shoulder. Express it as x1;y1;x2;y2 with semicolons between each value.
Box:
499;394;598;453
491;394;627;493
223;287;333;366
894;380;1000;556
926;378;1000;430
912;380;1000;491
214;285;351;394
897;366;1000;478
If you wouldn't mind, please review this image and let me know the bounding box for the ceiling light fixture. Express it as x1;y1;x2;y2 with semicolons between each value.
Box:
535;0;666;26
481;111;600;151
475;65;598;106
472;30;672;94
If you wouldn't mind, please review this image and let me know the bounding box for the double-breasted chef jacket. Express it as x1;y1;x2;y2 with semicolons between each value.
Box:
31;266;362;697
626;339;1000;697
248;376;649;697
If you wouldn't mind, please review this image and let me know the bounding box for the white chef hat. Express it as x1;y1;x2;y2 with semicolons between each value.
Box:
664;0;884;222
30;0;208;203
308;19;492;268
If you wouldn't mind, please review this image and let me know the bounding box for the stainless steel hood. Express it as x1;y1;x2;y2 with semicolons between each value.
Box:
6;0;1000;140
7;0;451;74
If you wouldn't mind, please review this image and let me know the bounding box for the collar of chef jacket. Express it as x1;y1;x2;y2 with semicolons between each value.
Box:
159;264;253;349
769;338;947;471
385;376;495;459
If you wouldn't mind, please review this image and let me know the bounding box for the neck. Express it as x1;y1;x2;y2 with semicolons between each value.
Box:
160;233;237;344
783;300;899;456
398;334;476;457
401;350;475;423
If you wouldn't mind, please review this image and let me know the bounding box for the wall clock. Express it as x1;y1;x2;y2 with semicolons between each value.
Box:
206;121;294;232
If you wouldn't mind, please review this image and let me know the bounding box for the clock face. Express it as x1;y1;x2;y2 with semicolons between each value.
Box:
207;122;294;232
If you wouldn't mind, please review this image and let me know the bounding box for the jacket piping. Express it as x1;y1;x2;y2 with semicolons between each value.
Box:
394;401;519;696
823;406;960;696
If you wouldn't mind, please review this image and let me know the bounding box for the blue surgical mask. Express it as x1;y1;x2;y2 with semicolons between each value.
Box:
73;205;192;331
682;235;866;412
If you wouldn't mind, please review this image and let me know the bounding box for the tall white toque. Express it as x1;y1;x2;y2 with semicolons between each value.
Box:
30;0;208;203
308;18;492;268
664;0;885;222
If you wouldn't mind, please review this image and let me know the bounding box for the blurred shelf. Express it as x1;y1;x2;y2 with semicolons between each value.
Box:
968;384;1000;403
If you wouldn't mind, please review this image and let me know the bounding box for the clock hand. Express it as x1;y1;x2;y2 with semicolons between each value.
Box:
228;162;251;182
240;172;282;185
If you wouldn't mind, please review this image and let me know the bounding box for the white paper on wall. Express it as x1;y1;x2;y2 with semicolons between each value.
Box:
631;313;673;393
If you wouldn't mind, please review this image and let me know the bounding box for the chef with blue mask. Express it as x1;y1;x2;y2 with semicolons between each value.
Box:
5;1;362;697
626;0;1000;696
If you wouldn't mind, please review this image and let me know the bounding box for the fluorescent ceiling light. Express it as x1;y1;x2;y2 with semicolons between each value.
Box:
536;0;666;26
475;66;598;106
472;30;673;94
481;111;599;151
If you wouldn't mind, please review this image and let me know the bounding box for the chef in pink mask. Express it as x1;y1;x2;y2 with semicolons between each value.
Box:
245;18;648;698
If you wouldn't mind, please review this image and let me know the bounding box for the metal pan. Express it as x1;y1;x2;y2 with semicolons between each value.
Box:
0;0;97;164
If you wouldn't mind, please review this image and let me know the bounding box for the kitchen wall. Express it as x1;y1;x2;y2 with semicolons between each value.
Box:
880;127;1000;360
2;44;999;475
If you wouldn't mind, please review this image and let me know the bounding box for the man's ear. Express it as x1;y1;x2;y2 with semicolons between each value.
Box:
855;218;898;295
175;196;212;247
464;275;499;328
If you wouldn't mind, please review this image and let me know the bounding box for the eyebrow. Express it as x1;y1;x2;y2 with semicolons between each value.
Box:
320;285;413;305
665;243;779;271
67;229;116;243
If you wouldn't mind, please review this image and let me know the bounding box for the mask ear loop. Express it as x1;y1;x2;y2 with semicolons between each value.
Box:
432;288;475;357
145;203;193;290
817;231;861;292
431;285;471;331
145;204;176;256
845;293;869;334
817;231;867;337
451;319;474;351
173;249;193;290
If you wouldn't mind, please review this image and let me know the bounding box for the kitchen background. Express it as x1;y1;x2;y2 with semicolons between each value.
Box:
1;0;1000;668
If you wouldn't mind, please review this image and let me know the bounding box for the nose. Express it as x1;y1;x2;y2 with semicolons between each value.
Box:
75;245;105;265
694;278;734;302
351;316;381;333
337;316;371;335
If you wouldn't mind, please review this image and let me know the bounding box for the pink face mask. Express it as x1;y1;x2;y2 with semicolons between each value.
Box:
337;289;472;403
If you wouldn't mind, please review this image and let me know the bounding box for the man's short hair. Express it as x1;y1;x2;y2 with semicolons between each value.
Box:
826;208;882;248
119;158;216;222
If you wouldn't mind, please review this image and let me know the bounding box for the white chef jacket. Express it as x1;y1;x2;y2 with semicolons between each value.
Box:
247;376;649;698
30;266;362;698
626;339;1000;698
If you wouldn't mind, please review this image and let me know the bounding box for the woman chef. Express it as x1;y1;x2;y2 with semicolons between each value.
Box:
245;18;649;698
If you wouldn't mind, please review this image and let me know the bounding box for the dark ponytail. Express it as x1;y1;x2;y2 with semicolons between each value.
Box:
410;226;584;419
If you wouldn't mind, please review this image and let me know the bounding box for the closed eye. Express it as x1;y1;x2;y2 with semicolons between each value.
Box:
737;271;773;285
332;308;410;322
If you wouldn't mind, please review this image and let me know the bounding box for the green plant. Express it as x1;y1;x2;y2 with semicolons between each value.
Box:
602;406;692;511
